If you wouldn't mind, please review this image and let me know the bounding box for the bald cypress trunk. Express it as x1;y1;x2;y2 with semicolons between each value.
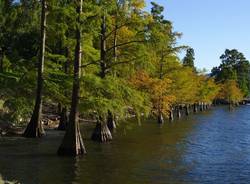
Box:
169;108;174;121
58;107;68;131
193;103;198;113
57;0;86;156
57;48;70;131
185;105;190;116
91;14;113;142
157;112;164;124
23;0;47;138
107;110;116;131
0;48;3;73
91;117;112;142
176;106;181;119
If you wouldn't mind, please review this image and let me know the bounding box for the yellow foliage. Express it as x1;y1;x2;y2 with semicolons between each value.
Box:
218;80;244;103
130;70;175;116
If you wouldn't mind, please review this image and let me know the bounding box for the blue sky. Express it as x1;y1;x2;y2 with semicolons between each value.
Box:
146;0;250;71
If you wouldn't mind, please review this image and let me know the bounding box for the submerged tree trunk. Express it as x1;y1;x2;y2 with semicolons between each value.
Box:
193;103;198;113
91;14;113;142
157;112;164;124
185;105;190;116
92;117;112;142
200;102;204;112
169;108;174;121
107;110;116;131
23;0;47;138
176;106;181;119
58;107;68;131
57;0;86;156
57;47;70;131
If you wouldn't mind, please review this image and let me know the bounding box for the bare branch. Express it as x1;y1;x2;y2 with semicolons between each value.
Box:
80;60;100;68
106;40;144;53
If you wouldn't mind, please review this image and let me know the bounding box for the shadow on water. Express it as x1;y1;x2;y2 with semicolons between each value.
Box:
1;106;250;184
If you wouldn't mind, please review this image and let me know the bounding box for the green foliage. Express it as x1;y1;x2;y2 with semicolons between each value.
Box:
183;47;196;71
80;74;150;119
212;49;250;97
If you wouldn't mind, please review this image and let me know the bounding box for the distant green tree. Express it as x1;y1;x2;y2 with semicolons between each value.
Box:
183;48;195;70
212;49;250;96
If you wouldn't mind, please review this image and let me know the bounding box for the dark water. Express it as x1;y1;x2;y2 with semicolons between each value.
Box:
1;106;250;184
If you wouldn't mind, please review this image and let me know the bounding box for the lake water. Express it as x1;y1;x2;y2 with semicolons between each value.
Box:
1;106;250;184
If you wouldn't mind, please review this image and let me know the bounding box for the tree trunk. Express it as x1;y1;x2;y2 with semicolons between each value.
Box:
200;102;204;112
23;0;47;138
57;47;70;131
169;108;174;121
92;117;112;142
57;103;62;115
58;107;68;131
107;110;116;131
193;103;198;113
185;105;190;116
157;112;164;124
0;48;3;73
57;0;86;156
99;15;107;78
91;14;113;142
176;106;181;119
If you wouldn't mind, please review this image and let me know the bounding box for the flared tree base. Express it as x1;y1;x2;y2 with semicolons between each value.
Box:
107;119;116;131
91;122;112;142
57;108;68;131
23;120;45;138
57;122;86;156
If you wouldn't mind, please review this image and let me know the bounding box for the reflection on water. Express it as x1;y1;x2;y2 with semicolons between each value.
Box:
1;106;250;183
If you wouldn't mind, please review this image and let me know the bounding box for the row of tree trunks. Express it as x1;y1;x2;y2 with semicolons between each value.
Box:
163;103;212;122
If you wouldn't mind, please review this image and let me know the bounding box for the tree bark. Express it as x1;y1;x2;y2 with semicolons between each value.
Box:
23;0;47;138
57;0;86;156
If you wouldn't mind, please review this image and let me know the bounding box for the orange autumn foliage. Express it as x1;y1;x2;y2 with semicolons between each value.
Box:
130;70;175;116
